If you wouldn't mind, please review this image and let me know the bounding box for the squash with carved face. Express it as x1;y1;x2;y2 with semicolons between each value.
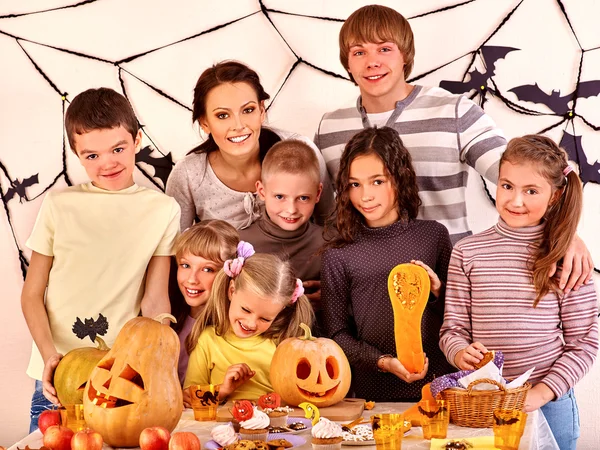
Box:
270;323;350;407
83;314;182;447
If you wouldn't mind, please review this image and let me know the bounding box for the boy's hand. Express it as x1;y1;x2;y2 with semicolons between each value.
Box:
387;355;429;383
182;387;192;409
411;260;442;297
219;364;255;400
42;353;63;405
454;342;488;371
303;280;321;307
523;383;555;412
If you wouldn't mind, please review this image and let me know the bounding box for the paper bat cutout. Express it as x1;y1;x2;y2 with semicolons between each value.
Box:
560;131;600;184
440;46;519;95
4;173;39;203
493;414;519;426
417;405;447;418
136;145;173;186
509;81;600;116
72;313;109;342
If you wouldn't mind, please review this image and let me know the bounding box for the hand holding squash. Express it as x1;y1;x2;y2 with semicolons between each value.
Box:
410;260;442;298
220;363;255;400
42;352;63;405
454;342;489;371
387;355;429;383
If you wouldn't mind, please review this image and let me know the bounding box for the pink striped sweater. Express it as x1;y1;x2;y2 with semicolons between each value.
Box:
439;219;598;399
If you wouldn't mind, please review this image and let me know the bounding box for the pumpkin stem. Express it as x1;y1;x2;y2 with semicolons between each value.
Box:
94;336;110;351
299;323;315;341
154;313;177;324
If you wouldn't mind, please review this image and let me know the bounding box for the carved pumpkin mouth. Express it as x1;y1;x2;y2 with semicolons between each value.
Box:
297;382;339;399
87;381;134;408
86;359;143;408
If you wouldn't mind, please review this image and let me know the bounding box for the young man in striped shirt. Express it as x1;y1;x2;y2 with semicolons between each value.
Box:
314;4;593;290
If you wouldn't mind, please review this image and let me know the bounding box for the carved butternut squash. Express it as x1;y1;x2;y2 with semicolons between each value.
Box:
387;263;430;373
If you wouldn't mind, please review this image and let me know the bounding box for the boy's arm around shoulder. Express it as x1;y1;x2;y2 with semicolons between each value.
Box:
141;197;181;320
21;251;62;404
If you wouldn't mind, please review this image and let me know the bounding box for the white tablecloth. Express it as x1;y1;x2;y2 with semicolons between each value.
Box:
9;403;559;450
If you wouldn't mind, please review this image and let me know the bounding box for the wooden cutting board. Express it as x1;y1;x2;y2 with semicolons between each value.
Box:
216;398;365;422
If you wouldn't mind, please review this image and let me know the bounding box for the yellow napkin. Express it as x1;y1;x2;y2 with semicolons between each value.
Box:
430;436;496;449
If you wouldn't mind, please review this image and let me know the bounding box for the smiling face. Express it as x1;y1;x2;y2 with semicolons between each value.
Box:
348;153;398;228
74;126;140;191
347;41;409;112
176;251;220;317
227;283;285;339
257;172;322;231
199;82;266;160
496;161;556;228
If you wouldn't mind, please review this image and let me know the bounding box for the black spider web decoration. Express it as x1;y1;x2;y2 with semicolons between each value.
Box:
1;0;599;280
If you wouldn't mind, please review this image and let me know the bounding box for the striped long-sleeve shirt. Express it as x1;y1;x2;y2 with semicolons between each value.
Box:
439;219;598;399
314;85;506;244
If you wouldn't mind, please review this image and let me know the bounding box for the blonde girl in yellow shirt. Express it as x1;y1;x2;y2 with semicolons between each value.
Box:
183;241;314;400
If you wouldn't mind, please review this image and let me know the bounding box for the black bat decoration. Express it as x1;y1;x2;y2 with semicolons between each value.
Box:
559;131;600;184
4;174;39;203
417;405;447;418
493;414;520;426
135;145;173;186
72;313;109;342
509;80;600;116
440;46;519;95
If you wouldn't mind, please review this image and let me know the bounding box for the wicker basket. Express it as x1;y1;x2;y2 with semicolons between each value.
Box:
440;378;531;428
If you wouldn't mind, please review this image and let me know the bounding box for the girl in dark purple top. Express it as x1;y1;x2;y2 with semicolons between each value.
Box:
321;126;453;401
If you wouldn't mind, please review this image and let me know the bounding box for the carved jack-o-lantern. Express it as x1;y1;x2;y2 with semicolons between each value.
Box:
270;323;351;408
83;314;182;447
54;337;110;405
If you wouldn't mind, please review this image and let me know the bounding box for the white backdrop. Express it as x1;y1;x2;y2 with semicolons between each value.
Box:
1;0;599;446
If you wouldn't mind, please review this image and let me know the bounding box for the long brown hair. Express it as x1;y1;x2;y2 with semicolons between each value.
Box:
186;253;314;353
501;135;583;306
188;60;280;159
169;220;239;334
325;126;421;248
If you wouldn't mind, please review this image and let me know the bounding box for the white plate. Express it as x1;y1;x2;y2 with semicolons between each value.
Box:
268;417;312;436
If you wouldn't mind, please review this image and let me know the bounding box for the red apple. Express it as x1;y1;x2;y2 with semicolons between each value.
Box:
42;425;74;450
139;426;171;450
169;432;201;450
38;409;62;434
72;429;103;450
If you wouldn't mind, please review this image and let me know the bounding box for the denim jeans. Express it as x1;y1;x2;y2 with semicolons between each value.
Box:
540;389;579;450
29;380;54;433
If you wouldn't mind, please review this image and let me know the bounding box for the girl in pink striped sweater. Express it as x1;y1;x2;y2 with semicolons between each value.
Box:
440;135;598;450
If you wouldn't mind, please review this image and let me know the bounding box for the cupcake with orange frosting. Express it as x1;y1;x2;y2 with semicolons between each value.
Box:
311;417;343;450
258;393;294;427
233;400;270;441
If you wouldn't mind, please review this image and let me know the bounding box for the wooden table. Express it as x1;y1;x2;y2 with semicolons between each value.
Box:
9;403;559;450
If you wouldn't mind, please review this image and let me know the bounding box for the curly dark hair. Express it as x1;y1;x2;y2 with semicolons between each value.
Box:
325;126;421;247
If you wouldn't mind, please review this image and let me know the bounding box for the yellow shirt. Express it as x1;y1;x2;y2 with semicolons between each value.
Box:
25;182;180;379
184;326;276;400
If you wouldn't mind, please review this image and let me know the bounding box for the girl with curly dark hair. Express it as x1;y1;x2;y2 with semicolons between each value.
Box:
321;126;454;401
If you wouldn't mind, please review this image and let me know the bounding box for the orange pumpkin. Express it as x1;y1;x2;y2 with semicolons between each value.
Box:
270;323;351;408
388;263;430;373
54;337;110;405
403;383;436;426
83;314;182;447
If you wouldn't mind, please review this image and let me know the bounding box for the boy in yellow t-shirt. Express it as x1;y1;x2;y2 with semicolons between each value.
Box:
21;88;181;432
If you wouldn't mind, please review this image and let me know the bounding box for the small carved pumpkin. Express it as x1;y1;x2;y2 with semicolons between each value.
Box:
54;337;110;405
388;263;430;373
258;392;281;409
83;314;182;447
270;323;350;408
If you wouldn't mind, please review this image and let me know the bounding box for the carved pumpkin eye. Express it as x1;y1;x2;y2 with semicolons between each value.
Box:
326;357;339;380
119;364;145;389
98;358;115;371
296;358;311;380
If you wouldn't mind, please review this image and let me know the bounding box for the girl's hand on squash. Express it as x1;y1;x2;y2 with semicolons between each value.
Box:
454;342;488;370
220;363;255;399
388;355;429;383
182;387;192;409
42;352;63;405
410;260;442;297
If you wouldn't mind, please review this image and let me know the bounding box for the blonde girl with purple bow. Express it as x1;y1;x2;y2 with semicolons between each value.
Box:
183;241;314;401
